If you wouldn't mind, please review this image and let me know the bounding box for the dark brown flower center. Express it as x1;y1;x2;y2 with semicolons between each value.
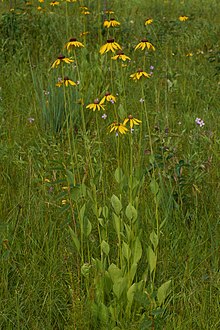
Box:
141;39;148;42
69;38;77;42
128;115;133;119
107;39;115;43
137;68;143;73
117;50;124;55
110;18;115;21
94;99;99;104
105;92;111;96
58;54;65;60
64;76;69;81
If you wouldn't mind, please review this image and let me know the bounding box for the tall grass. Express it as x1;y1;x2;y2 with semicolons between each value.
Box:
0;0;220;329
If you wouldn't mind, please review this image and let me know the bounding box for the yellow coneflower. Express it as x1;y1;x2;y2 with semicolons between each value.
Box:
105;10;114;14
111;51;131;61
50;1;59;6
65;38;84;51
179;15;188;21
100;39;122;55
81;10;90;15
37;6;42;10
80;31;89;37
130;69;151;80
103;18;120;28
135;39;155;51
38;0;44;3
123;115;142;128
145;18;153;25
56;76;77;87
109;122;128;135
86;98;105;111
51;54;74;68
101;92;116;104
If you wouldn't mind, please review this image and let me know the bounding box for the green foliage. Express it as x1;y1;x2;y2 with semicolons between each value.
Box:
0;0;220;328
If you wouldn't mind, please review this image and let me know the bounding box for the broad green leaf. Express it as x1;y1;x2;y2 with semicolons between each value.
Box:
127;282;137;304
149;178;159;195
113;277;127;299
122;241;131;261
81;263;91;277
84;218;92;237
157;280;171;306
147;246;157;274
133;237;142;264
113;213;121;237
150;230;158;250
129;263;137;283
102;205;109;218
114;167;123;184
125;203;137;222
68;226;80;253
124;223;132;241
108;263;122;283
101;240;110;255
98;217;105;227
79;204;86;222
111;194;122;215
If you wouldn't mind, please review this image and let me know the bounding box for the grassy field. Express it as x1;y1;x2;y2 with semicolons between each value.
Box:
0;0;220;329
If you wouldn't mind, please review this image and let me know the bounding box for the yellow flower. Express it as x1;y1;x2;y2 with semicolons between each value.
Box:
100;39;122;55
123;115;142;129
145;18;153;25
80;31;89;37
81;10;90;15
56;76;77;87
103;18;120;28
51;54;74;68
101;92;116;104
109;122;128;135
179;15;188;21
65;38;84;51
38;0;44;2
135;39;155;51
111;51;131;61
50;1;59;5
105;10;114;14
130;69;151;80
37;6;42;10
86;98;105;111
186;53;193;57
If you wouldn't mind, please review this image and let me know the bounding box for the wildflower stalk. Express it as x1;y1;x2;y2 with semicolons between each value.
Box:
140;82;160;296
73;49;95;180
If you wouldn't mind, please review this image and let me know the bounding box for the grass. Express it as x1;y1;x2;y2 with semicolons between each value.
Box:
0;0;220;329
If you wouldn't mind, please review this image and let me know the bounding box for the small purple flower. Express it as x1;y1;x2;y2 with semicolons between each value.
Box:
102;113;107;120
195;117;205;127
110;99;115;104
150;65;154;70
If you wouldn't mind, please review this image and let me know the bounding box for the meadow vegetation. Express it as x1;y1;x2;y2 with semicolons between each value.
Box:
0;0;220;329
